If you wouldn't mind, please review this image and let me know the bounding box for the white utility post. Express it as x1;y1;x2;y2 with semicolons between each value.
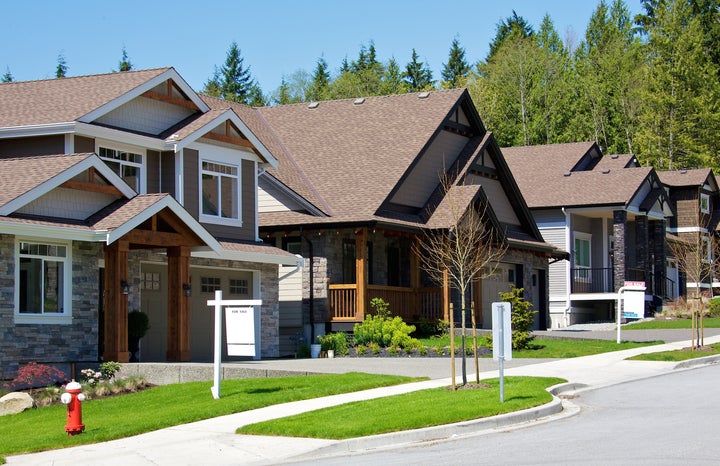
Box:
616;281;646;344
492;301;512;403
207;290;262;399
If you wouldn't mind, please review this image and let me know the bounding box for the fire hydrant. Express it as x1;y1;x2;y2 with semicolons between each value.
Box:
60;380;85;436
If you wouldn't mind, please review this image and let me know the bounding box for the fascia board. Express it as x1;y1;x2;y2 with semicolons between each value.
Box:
0;155;134;216
193;248;299;266
0;220;106;242
0;122;75;138
258;171;326;217
75;122;169;151
78;69;209;124
105;196;222;254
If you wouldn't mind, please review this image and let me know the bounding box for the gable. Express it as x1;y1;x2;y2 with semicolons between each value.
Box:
464;173;520;225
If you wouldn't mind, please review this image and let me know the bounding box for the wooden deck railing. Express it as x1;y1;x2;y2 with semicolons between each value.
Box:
328;284;442;322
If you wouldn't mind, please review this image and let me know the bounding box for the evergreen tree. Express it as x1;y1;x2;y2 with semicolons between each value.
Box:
441;38;471;89
379;57;407;94
308;57;330;101
403;49;434;91
247;82;266;106
203;42;261;105
487;11;534;62
275;77;292;105
1;66;12;83
55;52;68;78
118;47;133;72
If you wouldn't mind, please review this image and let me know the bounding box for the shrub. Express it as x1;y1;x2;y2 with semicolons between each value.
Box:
413;318;450;338
708;298;720;317
3;362;67;390
498;286;537;350
100;361;122;381
370;297;391;318
353;314;419;349
317;332;350;356
355;344;367;355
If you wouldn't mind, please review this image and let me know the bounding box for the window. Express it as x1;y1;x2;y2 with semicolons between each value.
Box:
99;146;143;192
229;278;249;295
200;276;221;293
701;193;710;214
141;272;160;291
201;160;239;221
703;235;712;263
282;237;302;255
16;240;70;322
574;233;592;281
342;240;356;284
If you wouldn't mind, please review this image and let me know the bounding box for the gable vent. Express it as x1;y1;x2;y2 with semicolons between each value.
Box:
418;92;430;99
308;102;319;109
353;98;365;105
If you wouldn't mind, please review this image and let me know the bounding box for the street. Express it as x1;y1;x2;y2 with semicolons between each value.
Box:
284;363;720;465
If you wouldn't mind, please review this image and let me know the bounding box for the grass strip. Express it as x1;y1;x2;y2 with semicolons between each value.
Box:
237;376;564;439
0;373;418;460
417;336;661;358
624;317;720;329
627;342;720;361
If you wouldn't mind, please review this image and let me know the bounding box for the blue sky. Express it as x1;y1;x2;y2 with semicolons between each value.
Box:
2;1;643;95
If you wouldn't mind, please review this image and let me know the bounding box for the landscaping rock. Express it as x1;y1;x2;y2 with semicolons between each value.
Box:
0;391;35;416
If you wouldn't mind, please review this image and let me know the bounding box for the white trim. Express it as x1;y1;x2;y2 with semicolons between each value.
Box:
78;69;209;123
0;155;136;216
258;171;327;218
193;248;299;266
667;226;709;234
196;144;246;227
0;220;105;242
76;122;169;151
255;162;260;241
64;134;74;153
0;122;75;139
96;139;146;194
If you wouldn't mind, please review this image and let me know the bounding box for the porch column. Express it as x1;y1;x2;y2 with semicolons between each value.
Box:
613;210;627;291
410;236;421;312
355;228;367;321
635;215;649;282
103;240;130;363
167;246;191;362
651;219;667;298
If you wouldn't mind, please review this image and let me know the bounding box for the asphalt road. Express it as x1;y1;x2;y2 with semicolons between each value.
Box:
286;363;720;465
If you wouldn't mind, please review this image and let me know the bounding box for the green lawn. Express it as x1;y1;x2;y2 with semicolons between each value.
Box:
627;342;720;361
418;335;661;358
624;317;720;329
0;373;417;461
238;376;565;439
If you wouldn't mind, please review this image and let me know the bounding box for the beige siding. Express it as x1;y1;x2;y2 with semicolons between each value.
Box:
17;187;117;219
95;96;194;135
279;263;303;327
258;181;305;213
540;227;569;297
467;175;520;226
390;131;468;208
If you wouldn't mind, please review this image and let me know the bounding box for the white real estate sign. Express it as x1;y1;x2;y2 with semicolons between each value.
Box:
225;307;256;356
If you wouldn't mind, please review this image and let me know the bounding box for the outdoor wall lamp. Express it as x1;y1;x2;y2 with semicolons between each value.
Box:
183;283;192;297
120;280;130;295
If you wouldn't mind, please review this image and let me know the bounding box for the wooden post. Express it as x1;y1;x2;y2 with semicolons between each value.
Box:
355;228;368;321
103;241;130;363
167;246;191;361
471;300;479;384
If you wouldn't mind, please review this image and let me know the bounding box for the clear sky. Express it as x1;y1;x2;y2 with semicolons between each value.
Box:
2;1;643;96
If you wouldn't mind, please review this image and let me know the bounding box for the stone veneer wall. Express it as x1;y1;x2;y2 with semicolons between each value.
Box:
0;234;103;379
131;250;281;358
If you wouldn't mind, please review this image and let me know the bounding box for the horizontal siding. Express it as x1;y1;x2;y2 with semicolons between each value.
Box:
390;131;468;208
17;187;117;220
473;176;520;226
533;209;566;226
258;180;305;213
95;96;194;135
541;227;569;297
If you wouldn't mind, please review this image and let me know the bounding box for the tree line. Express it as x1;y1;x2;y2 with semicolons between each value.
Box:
4;1;718;171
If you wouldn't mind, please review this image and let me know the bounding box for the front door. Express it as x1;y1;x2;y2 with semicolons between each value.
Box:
140;263;168;361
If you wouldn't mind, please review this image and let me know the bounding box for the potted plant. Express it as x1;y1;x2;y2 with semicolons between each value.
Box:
128;311;150;362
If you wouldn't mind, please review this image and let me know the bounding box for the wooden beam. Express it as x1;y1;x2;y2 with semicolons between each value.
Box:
61;179;123;196
355;227;368;321
142;90;198;110
167;246;191;361
201;132;255;149
103;241;130;363
123;229;199;247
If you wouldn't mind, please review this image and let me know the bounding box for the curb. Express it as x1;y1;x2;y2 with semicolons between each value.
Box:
295;384;578;460
674;354;720;370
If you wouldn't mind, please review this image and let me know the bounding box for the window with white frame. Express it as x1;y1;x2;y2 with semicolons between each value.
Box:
703;235;712;263
574;232;592;281
701;193;710;214
98;146;143;192
201;160;239;221
16;240;70;319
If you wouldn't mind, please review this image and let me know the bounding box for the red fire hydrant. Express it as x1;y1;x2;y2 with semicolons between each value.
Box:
60;380;86;436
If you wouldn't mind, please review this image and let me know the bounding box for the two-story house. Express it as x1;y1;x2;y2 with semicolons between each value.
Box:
504;142;673;328
0;68;298;376
204;90;561;352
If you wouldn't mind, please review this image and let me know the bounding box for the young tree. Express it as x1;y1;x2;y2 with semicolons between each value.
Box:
55;52;68;78
403;49;434;91
415;173;507;386
379;57;407;95
118;46;133;72
441;38;471;89
1;66;12;82
307;57;330;101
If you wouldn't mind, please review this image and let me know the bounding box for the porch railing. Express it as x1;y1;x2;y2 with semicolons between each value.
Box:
328;284;442;322
570;267;614;293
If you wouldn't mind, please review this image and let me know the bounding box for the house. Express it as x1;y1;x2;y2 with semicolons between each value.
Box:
503;142;674;328
658;168;720;298
0;68;298;377
200;89;560;352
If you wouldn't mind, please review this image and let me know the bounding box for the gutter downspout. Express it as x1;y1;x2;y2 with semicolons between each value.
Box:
563;207;571;328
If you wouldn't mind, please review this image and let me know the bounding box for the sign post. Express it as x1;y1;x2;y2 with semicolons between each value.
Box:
492;302;512;403
616;281;646;344
207;291;262;399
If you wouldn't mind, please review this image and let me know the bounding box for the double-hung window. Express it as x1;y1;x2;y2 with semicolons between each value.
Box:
98;146;143;193
201;160;239;222
16;239;71;324
573;233;592;282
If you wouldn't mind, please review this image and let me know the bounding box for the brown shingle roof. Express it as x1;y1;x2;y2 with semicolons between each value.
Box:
254;89;466;223
594;153;638;170
658;168;713;187
0;68;171;127
0;153;94;208
88;194;168;231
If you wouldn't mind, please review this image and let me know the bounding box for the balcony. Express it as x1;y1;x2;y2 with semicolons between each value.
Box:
328;284;443;322
571;267;614;293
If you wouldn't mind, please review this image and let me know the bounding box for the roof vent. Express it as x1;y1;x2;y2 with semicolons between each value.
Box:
354;98;365;105
418;92;430;99
602;168;611;174
611;154;619;159
680;169;688;174
563;171;571;177
308;102;319;109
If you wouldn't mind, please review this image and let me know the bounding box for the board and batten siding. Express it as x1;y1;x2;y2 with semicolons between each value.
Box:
95;95;195;136
389;131;469;208
278;262;303;327
0;135;64;157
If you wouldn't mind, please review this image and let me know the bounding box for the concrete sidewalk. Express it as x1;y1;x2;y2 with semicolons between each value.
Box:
6;334;720;466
